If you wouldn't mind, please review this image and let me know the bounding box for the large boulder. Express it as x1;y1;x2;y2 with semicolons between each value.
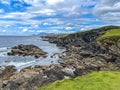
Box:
7;44;47;58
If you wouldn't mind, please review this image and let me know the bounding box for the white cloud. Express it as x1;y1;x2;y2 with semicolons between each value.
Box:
0;30;7;33
93;0;120;22
51;30;59;32
65;27;72;30
33;24;39;28
43;22;51;26
22;28;28;32
37;30;45;33
29;30;35;32
4;25;10;28
34;9;55;16
2;30;7;32
0;0;97;27
2;0;120;35
46;0;64;5
23;0;42;6
0;0;10;5
0;9;4;13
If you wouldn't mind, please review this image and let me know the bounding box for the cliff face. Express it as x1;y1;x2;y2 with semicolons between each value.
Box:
45;26;120;73
47;26;120;47
47;26;120;54
97;29;120;64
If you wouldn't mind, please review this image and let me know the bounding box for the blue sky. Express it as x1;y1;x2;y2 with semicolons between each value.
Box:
0;0;120;35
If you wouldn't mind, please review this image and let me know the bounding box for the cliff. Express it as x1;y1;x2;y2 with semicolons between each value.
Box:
44;26;120;72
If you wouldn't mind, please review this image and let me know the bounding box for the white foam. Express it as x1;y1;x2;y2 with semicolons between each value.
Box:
0;47;10;56
0;47;9;52
7;60;36;67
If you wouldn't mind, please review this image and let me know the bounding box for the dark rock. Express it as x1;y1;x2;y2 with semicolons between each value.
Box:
74;65;101;76
43;67;65;81
7;44;47;58
5;81;20;90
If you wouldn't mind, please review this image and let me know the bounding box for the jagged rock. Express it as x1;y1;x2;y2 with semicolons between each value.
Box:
0;66;17;80
7;44;47;58
1;65;75;90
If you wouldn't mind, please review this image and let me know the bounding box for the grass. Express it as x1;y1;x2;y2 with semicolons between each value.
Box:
100;29;120;39
98;28;120;45
38;71;120;90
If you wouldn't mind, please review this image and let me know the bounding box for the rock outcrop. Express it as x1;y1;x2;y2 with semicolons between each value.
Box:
0;65;74;90
7;44;47;58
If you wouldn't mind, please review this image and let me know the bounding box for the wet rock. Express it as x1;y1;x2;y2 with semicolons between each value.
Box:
0;66;17;80
7;44;47;58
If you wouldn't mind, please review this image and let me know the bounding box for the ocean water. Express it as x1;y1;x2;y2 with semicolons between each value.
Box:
0;36;65;70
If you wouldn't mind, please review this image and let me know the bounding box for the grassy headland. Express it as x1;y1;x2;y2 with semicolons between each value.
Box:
99;28;120;43
101;29;120;39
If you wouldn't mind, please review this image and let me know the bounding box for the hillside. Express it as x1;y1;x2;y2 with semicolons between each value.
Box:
38;27;120;90
38;71;120;90
98;28;120;56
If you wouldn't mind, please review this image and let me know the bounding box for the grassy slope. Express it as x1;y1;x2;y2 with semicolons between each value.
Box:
100;29;120;39
98;28;120;45
38;71;120;90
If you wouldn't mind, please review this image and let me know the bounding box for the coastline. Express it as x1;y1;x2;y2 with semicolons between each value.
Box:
1;26;120;90
0;37;68;90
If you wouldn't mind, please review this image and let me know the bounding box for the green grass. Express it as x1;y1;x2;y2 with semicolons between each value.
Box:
101;29;120;39
38;71;120;90
98;28;120;45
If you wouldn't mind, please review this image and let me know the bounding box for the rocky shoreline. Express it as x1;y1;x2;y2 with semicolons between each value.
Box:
0;64;75;90
0;26;120;90
42;26;120;75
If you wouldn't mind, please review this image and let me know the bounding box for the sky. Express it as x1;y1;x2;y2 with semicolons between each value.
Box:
0;0;120;36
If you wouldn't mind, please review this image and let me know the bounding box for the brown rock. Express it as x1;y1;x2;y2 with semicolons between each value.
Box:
0;66;17;80
7;44;47;58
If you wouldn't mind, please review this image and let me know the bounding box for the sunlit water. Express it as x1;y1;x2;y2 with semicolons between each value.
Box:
0;36;65;70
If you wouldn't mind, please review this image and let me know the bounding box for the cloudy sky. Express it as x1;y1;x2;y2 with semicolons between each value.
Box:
0;0;120;35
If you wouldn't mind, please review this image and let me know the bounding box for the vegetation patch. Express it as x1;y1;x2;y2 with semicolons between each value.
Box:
100;29;120;40
98;29;120;45
38;71;120;90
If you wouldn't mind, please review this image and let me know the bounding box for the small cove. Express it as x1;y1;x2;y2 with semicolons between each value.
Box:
0;36;65;70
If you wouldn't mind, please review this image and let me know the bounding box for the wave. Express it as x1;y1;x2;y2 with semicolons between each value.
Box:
0;47;10;52
5;60;36;71
0;47;11;56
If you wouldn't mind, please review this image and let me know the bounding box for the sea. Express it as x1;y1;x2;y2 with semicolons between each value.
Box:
0;36;65;70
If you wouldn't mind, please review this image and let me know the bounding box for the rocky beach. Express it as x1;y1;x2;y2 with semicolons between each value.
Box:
0;26;120;90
